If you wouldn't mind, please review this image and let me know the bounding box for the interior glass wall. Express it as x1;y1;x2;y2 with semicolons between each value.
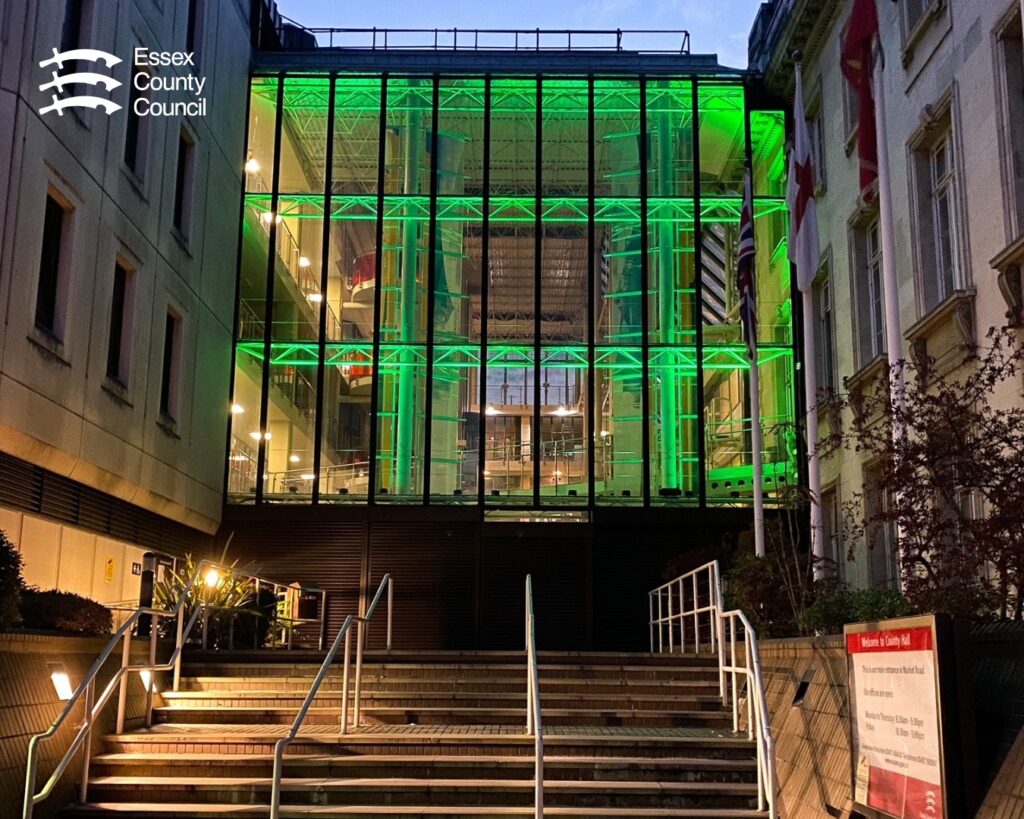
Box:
227;71;799;509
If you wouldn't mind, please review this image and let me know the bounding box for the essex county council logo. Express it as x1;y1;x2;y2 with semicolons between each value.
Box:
38;47;123;116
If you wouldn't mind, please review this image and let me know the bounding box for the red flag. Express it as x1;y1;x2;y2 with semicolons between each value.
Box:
841;0;879;199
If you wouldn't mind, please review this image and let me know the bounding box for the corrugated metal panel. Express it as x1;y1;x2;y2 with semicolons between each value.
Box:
366;521;478;651
0;452;43;511
479;526;591;650
224;517;366;640
39;473;79;523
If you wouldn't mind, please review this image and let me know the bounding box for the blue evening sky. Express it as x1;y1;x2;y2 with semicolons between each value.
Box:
275;0;764;69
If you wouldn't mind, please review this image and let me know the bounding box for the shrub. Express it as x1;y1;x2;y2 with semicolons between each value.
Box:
0;530;24;631
801;586;913;635
20;589;113;635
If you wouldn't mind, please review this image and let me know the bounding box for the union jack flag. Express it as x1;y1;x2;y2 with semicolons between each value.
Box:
737;169;756;360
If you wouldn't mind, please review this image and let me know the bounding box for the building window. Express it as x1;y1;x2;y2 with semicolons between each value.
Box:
60;0;87;53
185;0;204;57
124;64;149;178
106;261;133;384
807;95;826;191
995;12;1024;241
851;217;884;366
928;135;959;302
864;464;897;589
814;252;837;394
172;128;195;237
36;192;72;340
841;26;860;147
902;0;937;39
159;309;182;420
822;485;844;580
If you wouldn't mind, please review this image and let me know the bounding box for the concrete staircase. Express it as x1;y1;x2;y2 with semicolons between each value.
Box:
67;651;768;817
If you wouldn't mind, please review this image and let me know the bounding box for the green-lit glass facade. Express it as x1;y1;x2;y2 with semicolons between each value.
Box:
228;71;797;509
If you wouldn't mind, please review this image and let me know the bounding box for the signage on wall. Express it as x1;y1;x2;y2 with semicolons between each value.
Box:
131;562;142;576
103;556;116;584
846;615;945;819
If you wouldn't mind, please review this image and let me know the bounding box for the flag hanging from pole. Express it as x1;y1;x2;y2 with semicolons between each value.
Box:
841;0;880;199
737;169;757;361
787;63;821;293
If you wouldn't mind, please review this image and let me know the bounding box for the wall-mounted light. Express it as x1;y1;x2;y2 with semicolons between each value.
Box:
599;429;609;437
48;663;73;701
139;669;159;695
298;256;311;268
289;454;301;463
230;403;244;414
249;431;272;441
203;568;221;589
260;211;282;226
300;473;315;481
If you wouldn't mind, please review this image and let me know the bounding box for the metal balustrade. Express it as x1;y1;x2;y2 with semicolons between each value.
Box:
649;561;777;816
22;560;326;819
270;574;394;819
525;575;544;819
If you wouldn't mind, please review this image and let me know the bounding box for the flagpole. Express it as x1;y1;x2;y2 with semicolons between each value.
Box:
872;36;906;586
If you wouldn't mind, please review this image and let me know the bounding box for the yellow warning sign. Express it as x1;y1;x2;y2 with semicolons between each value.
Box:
103;556;115;583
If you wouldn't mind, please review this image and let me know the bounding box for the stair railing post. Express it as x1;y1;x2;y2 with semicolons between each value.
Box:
648;591;654;653
692;572;699;653
145;620;157;727
386;578;393;651
340;626;352;735
353;620;365;727
666;580;674;653
78;677;95;804
115;626;131;734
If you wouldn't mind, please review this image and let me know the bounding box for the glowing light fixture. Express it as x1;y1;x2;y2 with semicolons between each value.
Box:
307;292;324;303
48;663;73;701
244;154;260;174
203;568;220;589
599;430;609;438
300;473;316;481
230;403;244;414
260;211;282;226
139;670;159;694
289;454;301;463
298;256;311;268
249;431;272;442
485;404;499;416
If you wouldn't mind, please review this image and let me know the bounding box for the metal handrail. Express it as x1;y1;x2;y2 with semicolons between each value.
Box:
22;559;326;819
270;574;394;819
648;560;776;816
524;575;544;819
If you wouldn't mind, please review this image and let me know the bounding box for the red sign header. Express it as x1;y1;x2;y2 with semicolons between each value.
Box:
846;626;933;654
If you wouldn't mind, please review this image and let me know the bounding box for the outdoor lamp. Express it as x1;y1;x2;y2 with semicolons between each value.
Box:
48;663;73;701
139;669;159;694
203;568;220;589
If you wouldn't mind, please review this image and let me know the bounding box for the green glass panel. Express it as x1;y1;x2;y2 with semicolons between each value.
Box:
490;79;536;196
332;77;381;195
698;83;745;197
539;347;588;504
278;77;330;194
375;343;427;500
648;347;699;504
429;346;480;502
750;110;786;198
245;77;278;194
594;79;640;198
484;346;535;502
646;78;694;198
594;347;643;503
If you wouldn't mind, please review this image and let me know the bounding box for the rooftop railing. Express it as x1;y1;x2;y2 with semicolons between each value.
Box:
275;22;691;54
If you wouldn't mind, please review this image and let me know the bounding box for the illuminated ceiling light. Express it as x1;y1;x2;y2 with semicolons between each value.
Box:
249;431;271;441
307;292;324;303
244;156;260;174
298;256;311;268
48;663;73;701
139;670;159;694
485;404;499;416
203;568;220;588
483;470;491;477
230;403;244;414
599;429;609;437
300;473;316;481
260;211;282;225
553;405;575;417
289;454;301;463
229;454;248;462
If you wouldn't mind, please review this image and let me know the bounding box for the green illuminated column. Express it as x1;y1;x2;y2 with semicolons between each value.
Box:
396;89;422;496
656;94;679;491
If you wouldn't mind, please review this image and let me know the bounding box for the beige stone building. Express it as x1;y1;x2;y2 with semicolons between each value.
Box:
0;0;256;601
750;0;1024;588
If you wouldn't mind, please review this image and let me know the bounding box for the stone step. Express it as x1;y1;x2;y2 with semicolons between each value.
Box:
67;803;769;817
150;706;734;728
159;692;725;711
90;753;758;783
177;678;721;695
103;728;755;760
85;776;760;809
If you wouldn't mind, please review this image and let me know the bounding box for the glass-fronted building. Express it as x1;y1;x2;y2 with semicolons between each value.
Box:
227;42;798;516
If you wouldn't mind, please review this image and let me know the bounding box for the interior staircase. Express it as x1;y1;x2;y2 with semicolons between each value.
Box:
65;649;768;818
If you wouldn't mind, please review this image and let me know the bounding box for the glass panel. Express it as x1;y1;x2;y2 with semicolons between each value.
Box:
430;347;480;501
649;347;699;504
375;343;427;500
646;79;694;198
700;200;743;344
267;197;325;342
320;343;374;500
384;78;434;195
332;76;382;195
594;348;643;503
649;199;696;346
595;201;642;345
278;77;330;194
750;110;786;198
755;199;792;346
490;79;536;195
594;79;640;198
757;349;798;504
263;354;318;502
542;80;588;196
484;346;534;502
704;347;751;505
540;199;588;343
227;357;260;503
539;348;588;504
698;83;745;197
244;77;278;193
